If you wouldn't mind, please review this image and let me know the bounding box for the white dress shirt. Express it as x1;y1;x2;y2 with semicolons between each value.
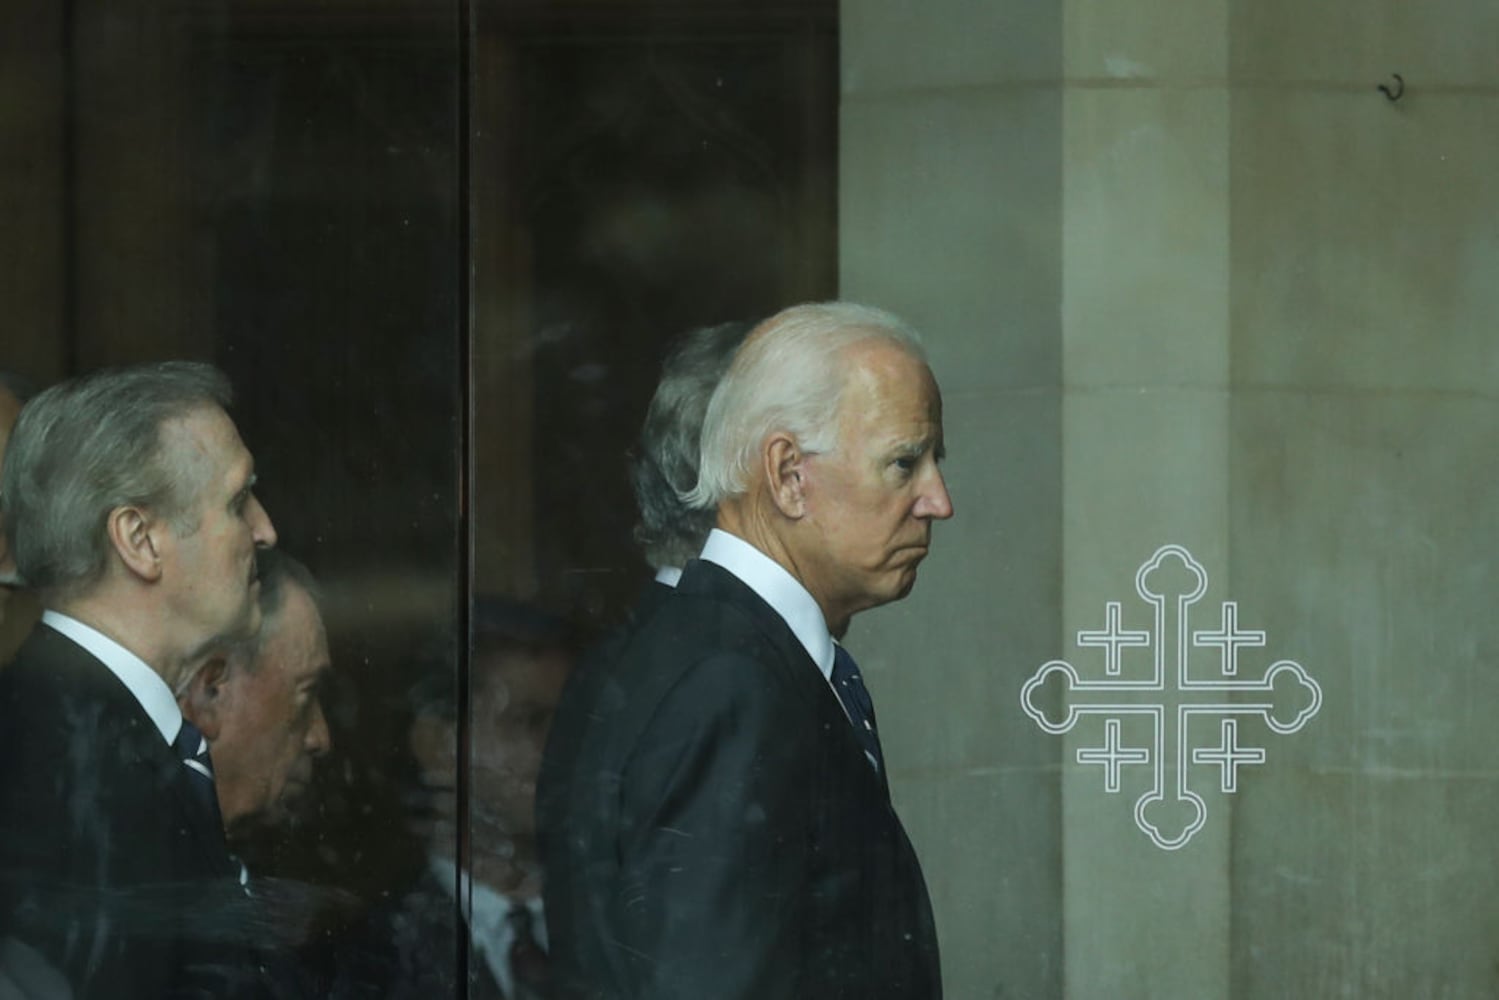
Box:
41;609;183;746
697;530;874;764
428;855;547;999
698;528;837;686
653;565;683;588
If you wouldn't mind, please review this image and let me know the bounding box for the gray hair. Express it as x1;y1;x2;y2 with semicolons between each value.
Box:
684;302;926;509
242;547;322;673
630;320;754;570
0;361;233;599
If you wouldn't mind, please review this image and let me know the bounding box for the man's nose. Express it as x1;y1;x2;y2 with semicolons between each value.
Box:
249;494;278;548
306;701;331;757
916;467;954;520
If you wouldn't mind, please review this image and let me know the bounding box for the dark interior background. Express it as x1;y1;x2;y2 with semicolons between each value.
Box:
0;0;835;990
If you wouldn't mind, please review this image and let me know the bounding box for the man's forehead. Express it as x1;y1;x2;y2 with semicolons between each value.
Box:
260;584;329;672
837;348;940;427
163;405;247;458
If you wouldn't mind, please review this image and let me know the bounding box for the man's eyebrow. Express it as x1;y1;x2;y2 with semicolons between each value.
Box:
892;436;944;460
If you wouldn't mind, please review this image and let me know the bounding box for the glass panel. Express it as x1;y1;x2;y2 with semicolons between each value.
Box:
11;1;1487;997
0;2;465;996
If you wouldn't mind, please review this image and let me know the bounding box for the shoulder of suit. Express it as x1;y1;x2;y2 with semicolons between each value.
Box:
0;625;164;766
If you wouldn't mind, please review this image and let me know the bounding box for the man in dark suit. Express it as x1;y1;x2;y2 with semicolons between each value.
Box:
543;302;954;999
0;361;279;998
333;599;573;1000
176;547;336;997
179;548;333;844
536;319;751;955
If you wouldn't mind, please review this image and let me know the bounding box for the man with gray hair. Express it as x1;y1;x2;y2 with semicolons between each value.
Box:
627;319;753;591
178;547;332;842
0;361;279;998
544;302;953;999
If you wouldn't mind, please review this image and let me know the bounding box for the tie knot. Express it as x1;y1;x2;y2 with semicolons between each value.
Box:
174;720;206;762
175;720;216;785
831;644;859;684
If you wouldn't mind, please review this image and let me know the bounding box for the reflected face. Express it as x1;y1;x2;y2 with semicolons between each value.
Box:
158;406;277;645
0;385;23;625
796;342;953;628
469;646;571;843
410;642;571;875
213;582;332;830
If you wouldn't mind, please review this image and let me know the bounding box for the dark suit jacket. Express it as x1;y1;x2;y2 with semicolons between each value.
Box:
329;868;509;1000
0;624;265;999
538;579;673;856
541;560;942;1000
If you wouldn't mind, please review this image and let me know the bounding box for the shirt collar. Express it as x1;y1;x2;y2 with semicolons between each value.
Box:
698;528;835;680
41;610;183;746
653;565;683;588
427;854;547;998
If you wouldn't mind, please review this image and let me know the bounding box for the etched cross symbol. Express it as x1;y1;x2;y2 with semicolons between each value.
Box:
1020;544;1321;850
1193;603;1265;677
1076;718;1150;792
1078;602;1151;677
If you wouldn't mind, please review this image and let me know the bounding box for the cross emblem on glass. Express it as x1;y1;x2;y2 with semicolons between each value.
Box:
1020;545;1322;850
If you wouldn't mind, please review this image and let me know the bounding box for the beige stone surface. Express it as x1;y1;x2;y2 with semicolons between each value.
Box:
1065;0;1229;82
841;89;1063;395
1231;391;1499;774
843;0;1060;95
1231;0;1499;87
1063;388;1230;562
1231;92;1499;393
1231;770;1499;998
1062;752;1231;999
892;768;1064;1000
1063;88;1229;388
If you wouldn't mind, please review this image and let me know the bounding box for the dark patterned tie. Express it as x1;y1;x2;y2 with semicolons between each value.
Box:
507;903;552;1000
174;719;220;815
832;645;885;773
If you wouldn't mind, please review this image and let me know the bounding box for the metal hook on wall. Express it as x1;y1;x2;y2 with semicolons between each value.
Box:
1378;73;1405;102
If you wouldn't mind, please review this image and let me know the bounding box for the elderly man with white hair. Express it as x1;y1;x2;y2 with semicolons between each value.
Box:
542;302;953;1000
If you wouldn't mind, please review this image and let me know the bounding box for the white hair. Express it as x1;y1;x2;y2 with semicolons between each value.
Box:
684;302;925;510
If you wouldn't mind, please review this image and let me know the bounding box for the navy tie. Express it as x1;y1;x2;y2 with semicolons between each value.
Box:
173;721;251;889
831;645;884;773
174;720;222;819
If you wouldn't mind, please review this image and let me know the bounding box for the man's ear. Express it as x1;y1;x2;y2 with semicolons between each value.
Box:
177;656;232;741
106;505;164;583
764;432;808;519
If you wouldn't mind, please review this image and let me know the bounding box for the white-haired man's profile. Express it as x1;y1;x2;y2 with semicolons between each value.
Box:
543;301;952;999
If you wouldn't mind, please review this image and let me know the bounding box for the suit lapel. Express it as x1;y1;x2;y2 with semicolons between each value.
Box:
678;561;891;798
34;625;239;880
